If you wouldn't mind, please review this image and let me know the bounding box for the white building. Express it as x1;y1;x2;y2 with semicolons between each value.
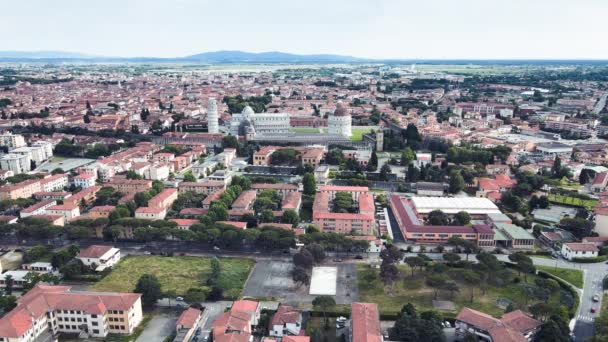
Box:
0;285;143;341
0;133;26;148
229;106;291;136
45;204;81;220
31;141;53;159
10;145;51;166
561;243;598;260
207;97;219;134
144;163;170;181
73;173;96;189
0;153;31;174
77;245;121;272
328;102;352;137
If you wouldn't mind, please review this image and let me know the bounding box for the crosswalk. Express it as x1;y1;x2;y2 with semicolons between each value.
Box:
577;315;594;322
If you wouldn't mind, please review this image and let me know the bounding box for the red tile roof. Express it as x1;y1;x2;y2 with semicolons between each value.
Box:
78;245;114;258
351;302;381;342
564;242;598;252
176;307;202;329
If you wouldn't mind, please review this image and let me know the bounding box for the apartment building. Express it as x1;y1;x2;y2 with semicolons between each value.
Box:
319;185;369;201
0;285;143;341
312;190;375;235
106;178;152;194
73;173;96;189
178;181;225;195
148;188;178;209
0;133;26;148
40;174;69;192
45;204;81;220
0;153;31;174
231;190;257;211
0;179;42;200
251;183;299;197
20;199;57;218
134;207;167;220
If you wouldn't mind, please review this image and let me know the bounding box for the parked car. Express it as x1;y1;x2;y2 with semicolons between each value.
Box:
591;307;597;313
592;295;600;302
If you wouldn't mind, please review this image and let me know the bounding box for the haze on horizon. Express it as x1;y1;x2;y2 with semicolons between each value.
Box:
2;0;607;60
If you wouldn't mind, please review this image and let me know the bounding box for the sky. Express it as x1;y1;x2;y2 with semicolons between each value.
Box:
2;0;607;60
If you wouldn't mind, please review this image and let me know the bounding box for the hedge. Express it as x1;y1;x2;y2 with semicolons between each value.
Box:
572;255;608;263
537;270;580;318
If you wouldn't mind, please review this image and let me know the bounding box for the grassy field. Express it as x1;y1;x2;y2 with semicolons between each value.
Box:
536;265;584;288
93;256;255;298
350;127;374;141
548;194;597;210
289;127;322;133
357;264;569;317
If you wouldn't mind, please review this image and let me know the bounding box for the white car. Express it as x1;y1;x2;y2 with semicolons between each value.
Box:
176;296;184;301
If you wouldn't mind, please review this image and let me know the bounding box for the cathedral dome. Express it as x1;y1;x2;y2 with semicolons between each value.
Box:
242;106;255;116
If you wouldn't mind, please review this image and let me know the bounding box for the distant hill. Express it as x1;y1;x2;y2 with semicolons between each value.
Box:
0;50;368;63
183;50;366;63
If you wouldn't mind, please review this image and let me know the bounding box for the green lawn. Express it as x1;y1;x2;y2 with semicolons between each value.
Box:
289;127;321;134
548;194;598;210
535;265;584;288
358;264;569;317
93;255;255;298
350;127;374;141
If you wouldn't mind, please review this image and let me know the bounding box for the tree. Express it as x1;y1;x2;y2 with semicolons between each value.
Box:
292;266;311;286
380;245;404;264
452;211;471;225
401;147;416;166
293;249;314;269
312;296;336;325
535;320;569;342
426;274;447;299
404;256;425;277
303;173;316;196
449;171;465;194
4;274;14;295
379;164;392;181
448;237;478;261
442;253;461;265
282;209;300;226
551;156;562;178
427;210;449;226
207;286;223;301
83;113;91;124
210;257;221;280
380;260;399;288
260;209;275;223
306;243;326;264
390;303;445;342
461;270;480;303
134;274;162;307
442;281;459;299
182;171;196;182
368;151;379;171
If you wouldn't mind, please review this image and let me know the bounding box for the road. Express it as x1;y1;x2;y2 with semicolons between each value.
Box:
593;93;608;115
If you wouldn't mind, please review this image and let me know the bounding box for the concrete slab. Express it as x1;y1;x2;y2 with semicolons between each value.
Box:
309;266;337;295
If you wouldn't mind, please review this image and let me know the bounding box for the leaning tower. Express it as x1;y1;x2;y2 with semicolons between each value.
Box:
207;97;219;134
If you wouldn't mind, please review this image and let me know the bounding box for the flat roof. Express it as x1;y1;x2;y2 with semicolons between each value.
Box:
411;196;501;215
495;223;535;240
309;267;337;296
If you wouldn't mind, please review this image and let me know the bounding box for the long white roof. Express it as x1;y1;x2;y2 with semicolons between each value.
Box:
411;196;501;214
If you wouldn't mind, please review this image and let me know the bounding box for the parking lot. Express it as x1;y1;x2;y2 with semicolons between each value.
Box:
242;260;358;305
136;310;179;342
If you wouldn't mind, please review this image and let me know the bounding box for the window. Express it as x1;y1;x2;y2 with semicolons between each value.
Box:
59;325;64;329
92;322;99;326
93;329;99;334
